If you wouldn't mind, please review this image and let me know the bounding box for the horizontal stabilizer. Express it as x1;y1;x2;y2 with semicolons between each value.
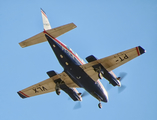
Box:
19;32;45;48
19;23;77;48
47;22;76;38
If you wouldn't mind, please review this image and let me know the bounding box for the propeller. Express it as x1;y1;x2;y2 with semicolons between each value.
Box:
118;72;127;82
118;72;127;93
73;91;89;109
73;102;81;109
118;84;126;93
81;91;89;97
106;72;127;93
106;83;112;91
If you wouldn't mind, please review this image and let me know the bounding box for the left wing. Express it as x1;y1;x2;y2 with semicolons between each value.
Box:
80;46;146;82
17;72;79;98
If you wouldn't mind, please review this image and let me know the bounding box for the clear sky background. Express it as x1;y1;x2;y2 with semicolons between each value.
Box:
0;0;157;120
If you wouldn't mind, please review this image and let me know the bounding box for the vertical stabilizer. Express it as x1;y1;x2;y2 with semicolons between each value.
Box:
41;8;51;30
19;9;77;48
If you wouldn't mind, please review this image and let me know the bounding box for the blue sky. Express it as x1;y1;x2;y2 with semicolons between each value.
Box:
0;0;157;120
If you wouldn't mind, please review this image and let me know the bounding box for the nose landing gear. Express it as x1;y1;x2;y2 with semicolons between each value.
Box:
98;102;102;109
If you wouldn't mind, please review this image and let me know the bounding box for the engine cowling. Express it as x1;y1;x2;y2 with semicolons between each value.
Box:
47;70;58;77
86;55;97;63
47;70;82;101
60;86;82;101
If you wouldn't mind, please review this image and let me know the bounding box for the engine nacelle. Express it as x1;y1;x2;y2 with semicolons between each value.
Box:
86;56;120;86
60;84;82;101
47;70;82;101
47;70;62;95
86;55;97;63
47;70;58;77
100;67;119;86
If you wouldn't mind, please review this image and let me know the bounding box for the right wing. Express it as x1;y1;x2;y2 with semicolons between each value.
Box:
17;72;79;98
80;46;146;82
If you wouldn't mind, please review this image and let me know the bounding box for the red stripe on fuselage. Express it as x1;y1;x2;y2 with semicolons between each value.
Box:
43;30;84;65
136;47;140;56
19;91;29;98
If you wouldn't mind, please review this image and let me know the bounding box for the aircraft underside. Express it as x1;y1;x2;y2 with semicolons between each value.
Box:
17;9;146;109
45;34;108;106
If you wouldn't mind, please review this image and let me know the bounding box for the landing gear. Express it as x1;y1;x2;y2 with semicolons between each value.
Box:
94;66;104;80
55;82;61;95
98;72;103;79
56;88;61;95
98;102;102;109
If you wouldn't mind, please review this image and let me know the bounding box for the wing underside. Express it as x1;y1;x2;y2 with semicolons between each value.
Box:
80;46;146;82
17;72;79;98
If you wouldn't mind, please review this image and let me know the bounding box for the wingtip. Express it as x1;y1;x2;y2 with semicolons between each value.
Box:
138;46;146;55
17;91;29;99
19;42;25;48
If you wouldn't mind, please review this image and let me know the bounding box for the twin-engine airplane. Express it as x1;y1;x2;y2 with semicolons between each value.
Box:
17;9;146;108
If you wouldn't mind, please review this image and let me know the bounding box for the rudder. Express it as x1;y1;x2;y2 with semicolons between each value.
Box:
41;8;51;30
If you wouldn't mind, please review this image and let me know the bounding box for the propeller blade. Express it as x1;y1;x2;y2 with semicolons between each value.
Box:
119;72;127;81
118;85;126;93
118;72;127;93
73;102;81;109
81;91;89;97
73;91;89;109
106;83;112;91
